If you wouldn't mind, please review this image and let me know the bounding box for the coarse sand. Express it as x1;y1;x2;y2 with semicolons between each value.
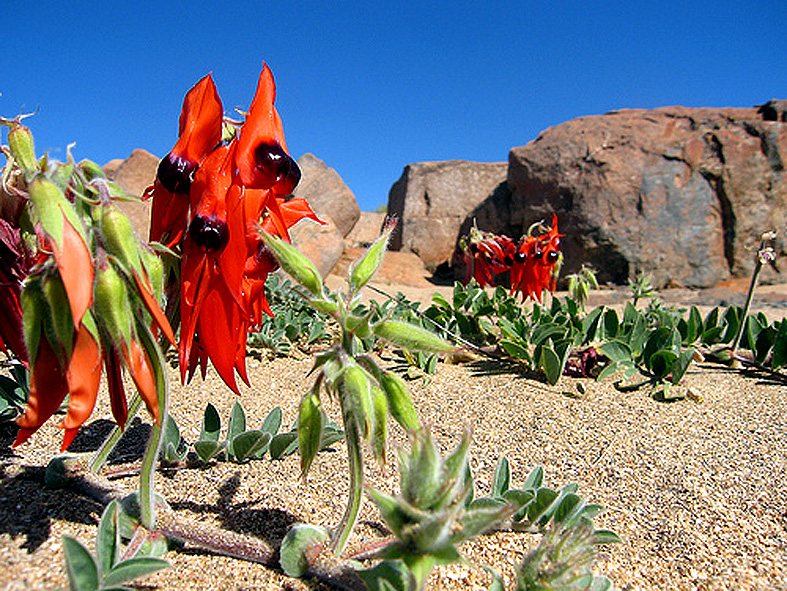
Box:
1;281;786;590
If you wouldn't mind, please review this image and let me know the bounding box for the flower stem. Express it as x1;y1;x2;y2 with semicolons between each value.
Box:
88;392;142;473
730;257;763;356
331;412;364;556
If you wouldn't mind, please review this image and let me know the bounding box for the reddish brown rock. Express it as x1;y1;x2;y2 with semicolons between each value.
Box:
103;149;159;240
292;153;360;238
388;160;509;273
508;105;787;287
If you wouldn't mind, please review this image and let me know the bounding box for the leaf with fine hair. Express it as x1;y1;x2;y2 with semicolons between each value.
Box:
62;535;99;591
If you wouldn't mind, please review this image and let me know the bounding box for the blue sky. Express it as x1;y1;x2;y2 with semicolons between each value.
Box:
3;1;784;212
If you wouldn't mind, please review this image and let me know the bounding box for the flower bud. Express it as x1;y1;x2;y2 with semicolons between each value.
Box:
370;385;388;466
373;319;455;355
298;389;323;478
20;275;46;367
93;263;133;346
99;203;144;276
41;273;75;360
5;120;38;174
77;159;106;181
348;218;396;292
379;371;419;432
259;231;323;296
27;176;69;246
340;364;374;439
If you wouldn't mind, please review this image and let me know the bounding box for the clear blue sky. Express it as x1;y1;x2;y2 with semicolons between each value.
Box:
3;1;784;212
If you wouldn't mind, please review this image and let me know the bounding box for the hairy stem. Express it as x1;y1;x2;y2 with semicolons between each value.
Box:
331;411;364;556
88;392;142;473
730;257;763;355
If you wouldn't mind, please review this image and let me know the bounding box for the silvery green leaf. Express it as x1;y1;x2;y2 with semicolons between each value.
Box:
200;403;221;442
62;535;99;591
230;431;271;463
279;524;330;577
96;501;121;575
492;456;511;498
103;557;170;586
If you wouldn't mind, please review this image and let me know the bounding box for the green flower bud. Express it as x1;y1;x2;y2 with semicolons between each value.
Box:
93;262;133;346
370;384;388;466
100;204;144;277
41;273;74;360
20;274;46;367
5;120;37;174
27;176;68;247
298;389;324;478
348;218;395;292
77;159;106;181
373;319;455;355
379;371;419;432
259;231;323;296
340;363;373;439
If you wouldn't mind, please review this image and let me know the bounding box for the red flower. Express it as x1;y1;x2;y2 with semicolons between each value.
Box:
510;214;562;302
149;64;321;394
148;74;224;247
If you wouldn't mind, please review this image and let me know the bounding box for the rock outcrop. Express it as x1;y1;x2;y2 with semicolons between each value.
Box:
507;105;786;287
291;153;361;238
104;149;159;240
387;160;509;273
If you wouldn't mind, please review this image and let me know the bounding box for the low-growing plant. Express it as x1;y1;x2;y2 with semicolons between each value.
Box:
62;499;169;591
0;359;28;423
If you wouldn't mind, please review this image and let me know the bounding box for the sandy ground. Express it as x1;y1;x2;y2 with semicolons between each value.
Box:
1;278;786;590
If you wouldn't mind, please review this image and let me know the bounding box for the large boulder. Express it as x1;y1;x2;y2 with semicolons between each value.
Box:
388;160;509;273
104;149;159;240
291;153;361;238
508;105;787;287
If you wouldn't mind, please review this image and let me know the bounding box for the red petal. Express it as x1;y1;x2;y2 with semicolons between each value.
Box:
14;337;70;446
173;73;223;165
60;324;102;450
133;271;176;347
124;339;160;425
50;215;93;327
104;346;128;429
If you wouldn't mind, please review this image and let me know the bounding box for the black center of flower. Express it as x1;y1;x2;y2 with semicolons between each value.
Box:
547;251;560;262
157;153;197;194
189;215;228;252
254;142;301;194
515;252;527;263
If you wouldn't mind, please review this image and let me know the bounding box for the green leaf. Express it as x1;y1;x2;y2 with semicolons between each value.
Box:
230;431;271;463
484;565;505;591
298;391;323;477
772;320;787;369
523;466;544;490
279;523;331;577
500;339;530;362
598;340;633;365
226;402;246;459
358;560;414;591
671;347;695;384
540;345;563;385
269;431;299;459
261;406;283;436
103;557;169;586
62;535;100;591
648;350;678;381
602;308;619;339
96;501;121;575
593;529;623;545
193;440;225;463
200;403;221;442
491;456;511;498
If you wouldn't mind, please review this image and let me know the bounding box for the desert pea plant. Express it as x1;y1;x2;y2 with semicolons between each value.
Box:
262;220;456;556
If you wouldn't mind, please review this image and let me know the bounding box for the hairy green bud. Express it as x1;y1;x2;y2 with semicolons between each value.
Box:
5;120;37;174
93;263;132;346
348;219;395;292
259;231;323;296
298;389;324;478
100;204;144;277
340;364;374;439
379;371;419;432
373;319;454;355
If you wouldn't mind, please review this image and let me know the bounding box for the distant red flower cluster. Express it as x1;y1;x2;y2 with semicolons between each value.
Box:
460;214;562;301
147;65;320;393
